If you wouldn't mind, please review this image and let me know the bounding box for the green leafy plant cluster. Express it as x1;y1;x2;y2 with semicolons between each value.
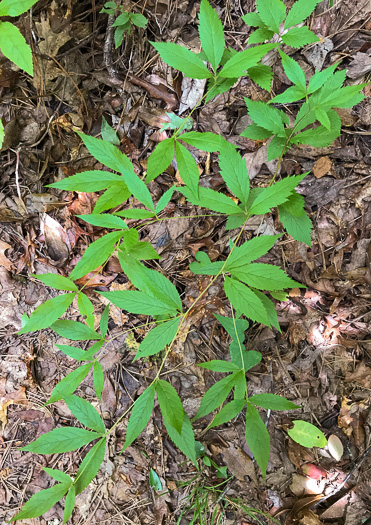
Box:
101;1;148;48
0;0;37;148
0;0;36;75
12;0;365;521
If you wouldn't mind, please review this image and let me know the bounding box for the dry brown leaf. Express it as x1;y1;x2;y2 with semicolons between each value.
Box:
217;444;258;485
0;378;27;430
313;156;333;179
338;397;368;447
0;241;13;271
40;213;71;266
345;362;371;389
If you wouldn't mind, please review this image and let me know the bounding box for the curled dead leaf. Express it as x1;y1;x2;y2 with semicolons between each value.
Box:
0;241;13;271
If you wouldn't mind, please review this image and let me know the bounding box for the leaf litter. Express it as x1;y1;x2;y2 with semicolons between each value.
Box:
0;0;370;524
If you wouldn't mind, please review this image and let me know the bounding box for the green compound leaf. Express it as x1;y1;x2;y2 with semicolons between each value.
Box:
233;370;247;400
194;373;238;420
101;116;120;145
77;293;94;331
77;132;134;173
206;76;237;103
123;384;155;450
156;379;184;433
279;203;312;247
56;341;103;362
93;361;104;400
239;350;262;372
245;98;286;136
248;27;275;45
19;293;75;334
93;183;131;213
224;277;270;326
180;131;229;152
198;360;240;373
307;63;337;94
279;49;306;91
129;12;148;28
226;234;280;272
209;399;246;429
22;427;101;454
285;0;322;29
175;141;200;198
241;123;272;140
249;394;300;410
256;0;286;32
51;320;101;341
77;213;128;230
218;142;250;205
11;483;70;521
156;186;175;213
112;13;130;27
63;485;76;525
69;230;124;280
30;273;78;292
270;85;306;104
253;290;280;332
116;259;182;312
64;395;105;433
42;468;73;484
247;64;273;90
242;12;263;27
47;363;93;403
245;402;270;477
288;420;328;448
151;41;212;79
121;168;154;211
225;213;247;231
220;43;276;78
0;21;33;75
48;171;124;192
0;0;38;16
179;186;240;215
189;251;224;276
229;263;301;291
120;228;160;261
248;173;308;216
214;313;249;342
282;26;319;48
267;135;287;162
198;0;225;71
292;110;341;148
134;317;181;361
74;438;106;495
162;411;197;465
315;107;331;130
146;137;175;182
115;209;154;219
99;289;179;316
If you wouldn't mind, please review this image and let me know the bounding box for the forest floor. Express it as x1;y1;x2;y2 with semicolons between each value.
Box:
0;0;370;524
